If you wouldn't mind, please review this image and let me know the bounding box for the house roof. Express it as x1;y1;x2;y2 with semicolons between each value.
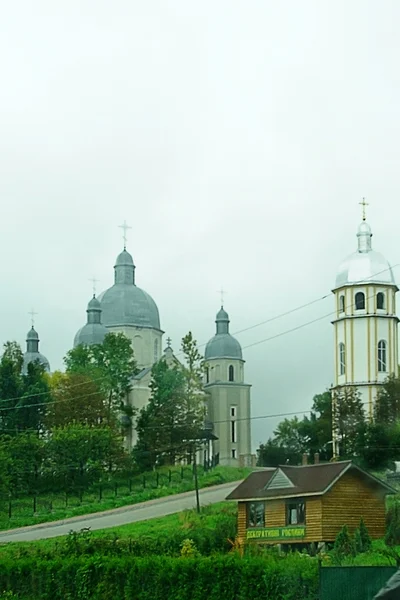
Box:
226;461;396;501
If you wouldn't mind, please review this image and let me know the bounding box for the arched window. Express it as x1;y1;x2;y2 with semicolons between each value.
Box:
205;367;209;383
339;343;345;375
154;339;159;362
228;365;234;382
355;292;365;310
339;295;345;313
377;292;385;310
378;340;387;372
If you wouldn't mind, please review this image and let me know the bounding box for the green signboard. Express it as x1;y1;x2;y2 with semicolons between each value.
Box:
246;526;306;540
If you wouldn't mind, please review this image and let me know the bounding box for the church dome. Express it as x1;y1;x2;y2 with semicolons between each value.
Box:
98;248;161;330
205;306;243;360
22;327;50;375
74;295;108;347
335;220;396;289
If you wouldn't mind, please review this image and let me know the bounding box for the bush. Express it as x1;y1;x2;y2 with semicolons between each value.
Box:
333;525;356;561
0;555;319;600
385;502;400;546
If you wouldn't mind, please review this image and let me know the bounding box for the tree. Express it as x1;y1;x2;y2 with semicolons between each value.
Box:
45;371;108;429
375;375;400;425
359;422;392;469
64;333;139;425
257;438;300;467
134;359;187;469
332;388;366;458
16;361;51;433
3;433;45;496
0;342;23;434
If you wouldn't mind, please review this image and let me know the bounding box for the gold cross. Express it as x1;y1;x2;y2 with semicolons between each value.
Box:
28;309;38;327
118;220;132;249
359;197;369;221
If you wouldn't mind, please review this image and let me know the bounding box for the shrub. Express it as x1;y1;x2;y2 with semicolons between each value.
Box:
180;539;199;558
333;525;356;561
386;502;400;546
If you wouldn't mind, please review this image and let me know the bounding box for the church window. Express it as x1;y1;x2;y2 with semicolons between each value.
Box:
228;365;234;382
231;406;236;417
377;292;385;310
231;449;237;459
205;367;209;383
154;339;159;362
339;343;345;375
231;420;237;443
378;340;387;372
339;295;345;313
355;291;365;310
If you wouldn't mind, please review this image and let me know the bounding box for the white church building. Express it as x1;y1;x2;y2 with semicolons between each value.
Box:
332;202;398;441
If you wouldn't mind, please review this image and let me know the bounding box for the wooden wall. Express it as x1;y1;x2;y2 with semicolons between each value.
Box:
322;471;386;541
237;502;247;539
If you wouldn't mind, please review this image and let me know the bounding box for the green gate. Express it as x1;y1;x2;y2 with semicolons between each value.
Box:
320;566;397;600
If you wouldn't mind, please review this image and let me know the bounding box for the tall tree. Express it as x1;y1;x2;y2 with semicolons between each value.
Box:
0;342;23;434
273;416;305;463
45;371;108;429
257;438;301;467
180;332;206;451
64;333;138;425
374;375;400;425
16;361;51;433
332;387;366;458
134;359;187;469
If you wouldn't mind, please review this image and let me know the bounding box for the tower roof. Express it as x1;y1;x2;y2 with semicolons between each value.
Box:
23;326;50;374
335;219;396;289
74;294;108;347
98;245;161;330
205;306;243;360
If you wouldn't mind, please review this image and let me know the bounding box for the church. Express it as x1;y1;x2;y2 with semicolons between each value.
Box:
21;224;254;467
331;201;398;454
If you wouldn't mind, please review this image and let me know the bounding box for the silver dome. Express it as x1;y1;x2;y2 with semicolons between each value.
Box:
22;327;50;374
98;248;161;330
74;295;108;347
335;221;396;288
204;306;243;360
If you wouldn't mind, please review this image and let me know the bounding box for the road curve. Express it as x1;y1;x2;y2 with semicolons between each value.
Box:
0;480;242;543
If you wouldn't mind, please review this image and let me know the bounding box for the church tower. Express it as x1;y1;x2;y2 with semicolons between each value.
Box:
22;325;50;375
332;201;398;422
73;294;108;348
97;222;163;369
204;306;252;466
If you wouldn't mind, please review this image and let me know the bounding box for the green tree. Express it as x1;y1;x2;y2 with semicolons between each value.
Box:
257;438;300;467
134;359;187;469
16;361;51;433
3;433;45;496
375;375;400;425
334;525;356;560
360;422;392;469
273;417;305;463
45;371;108;429
332;388;366;458
64;333;139;425
0;342;23;434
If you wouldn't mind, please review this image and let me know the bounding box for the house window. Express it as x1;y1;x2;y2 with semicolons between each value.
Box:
339;295;345;313
231;420;236;443
339;343;345;376
355;291;365;310
286;500;306;525
231;406;236;417
228;365;234;381
378;340;387;372
232;449;236;459
377;292;385;310
205;367;209;383
247;502;265;528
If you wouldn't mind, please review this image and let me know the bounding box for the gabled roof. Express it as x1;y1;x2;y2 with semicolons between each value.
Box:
226;461;396;501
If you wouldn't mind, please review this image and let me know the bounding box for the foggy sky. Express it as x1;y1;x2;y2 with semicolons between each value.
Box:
1;1;399;450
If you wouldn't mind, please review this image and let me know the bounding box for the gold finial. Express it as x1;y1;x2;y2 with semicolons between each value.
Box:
28;308;38;328
359;197;369;221
118;220;132;249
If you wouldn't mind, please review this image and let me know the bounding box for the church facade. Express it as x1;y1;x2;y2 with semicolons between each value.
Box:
332;204;398;455
71;235;253;466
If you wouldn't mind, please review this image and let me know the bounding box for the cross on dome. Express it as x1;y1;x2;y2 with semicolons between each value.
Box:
118;220;132;250
359;198;369;222
28;308;38;328
89;276;99;296
217;287;227;307
166;336;172;348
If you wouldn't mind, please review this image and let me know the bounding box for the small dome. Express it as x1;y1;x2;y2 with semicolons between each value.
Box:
22;352;50;375
204;306;243;360
115;249;134;266
335;220;396;288
88;296;101;310
74;294;108;348
27;327;39;341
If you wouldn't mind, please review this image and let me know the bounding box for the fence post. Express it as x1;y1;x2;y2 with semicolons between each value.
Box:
8;496;12;519
99;485;102;502
168;469;172;484
50;500;53;513
65;490;68;508
181;466;184;480
143;475;146;489
114;483;118;497
156;472;159;487
129;479;132;493
33;495;37;514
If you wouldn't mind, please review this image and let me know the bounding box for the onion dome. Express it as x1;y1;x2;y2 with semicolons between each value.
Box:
73;295;108;347
22;327;50;374
205;307;243;360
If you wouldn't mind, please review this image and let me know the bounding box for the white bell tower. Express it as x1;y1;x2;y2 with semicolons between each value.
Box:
332;200;398;427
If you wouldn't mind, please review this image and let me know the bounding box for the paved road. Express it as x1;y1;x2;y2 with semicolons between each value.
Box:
0;480;241;543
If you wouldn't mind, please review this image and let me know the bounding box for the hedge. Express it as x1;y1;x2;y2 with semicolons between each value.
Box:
0;554;318;600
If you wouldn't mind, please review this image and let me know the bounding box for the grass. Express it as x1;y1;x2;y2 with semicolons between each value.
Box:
0;465;251;532
0;501;237;558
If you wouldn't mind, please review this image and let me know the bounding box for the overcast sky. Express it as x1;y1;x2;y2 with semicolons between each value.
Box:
1;1;399;450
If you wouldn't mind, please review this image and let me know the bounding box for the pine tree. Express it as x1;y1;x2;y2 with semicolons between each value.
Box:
332;388;366;458
334;525;356;559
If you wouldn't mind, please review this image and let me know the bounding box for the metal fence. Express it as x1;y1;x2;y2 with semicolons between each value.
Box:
320;566;397;600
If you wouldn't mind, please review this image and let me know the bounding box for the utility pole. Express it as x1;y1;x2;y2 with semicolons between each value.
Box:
193;443;200;514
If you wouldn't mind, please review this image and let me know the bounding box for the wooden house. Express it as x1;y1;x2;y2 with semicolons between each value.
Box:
225;460;396;545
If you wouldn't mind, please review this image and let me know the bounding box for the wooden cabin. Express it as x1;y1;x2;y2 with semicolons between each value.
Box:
225;460;396;546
